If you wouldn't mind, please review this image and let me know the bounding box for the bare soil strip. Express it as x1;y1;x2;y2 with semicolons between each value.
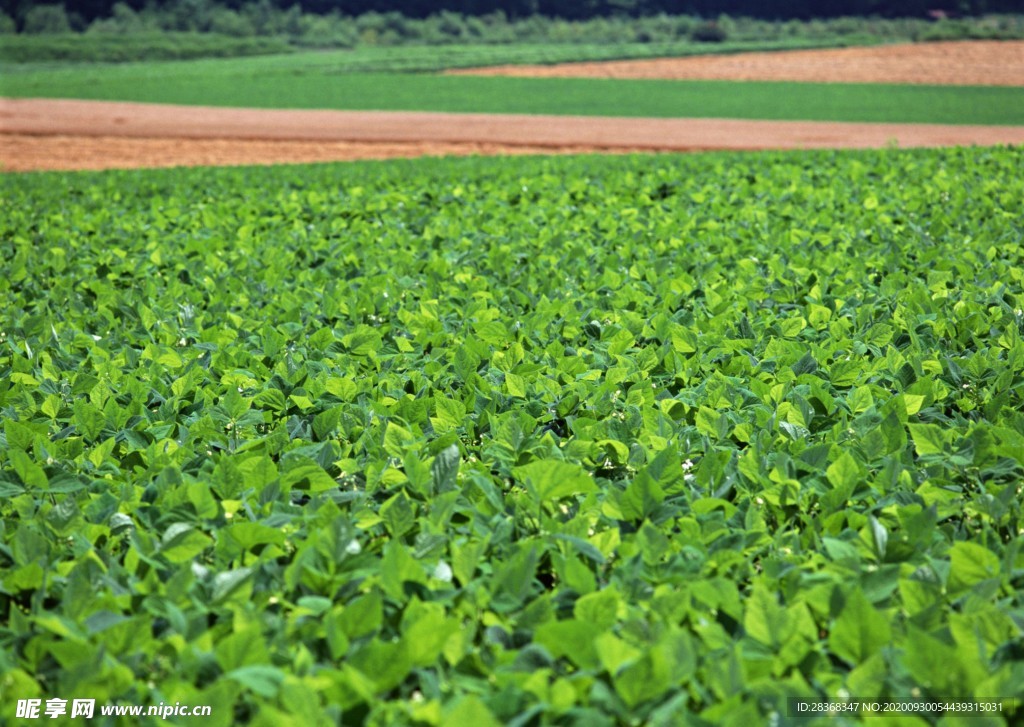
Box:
0;134;649;172
3;97;1023;172
450;40;1024;86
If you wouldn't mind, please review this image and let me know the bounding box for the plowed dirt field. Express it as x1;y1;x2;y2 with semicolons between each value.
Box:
450;40;1024;86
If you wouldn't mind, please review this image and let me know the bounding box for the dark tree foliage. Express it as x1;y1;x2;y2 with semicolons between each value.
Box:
5;0;1023;26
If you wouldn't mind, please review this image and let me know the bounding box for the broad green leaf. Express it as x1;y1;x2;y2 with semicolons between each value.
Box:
534;619;599;669
222;522;286;552
947;541;1000;595
829;589;892;664
826;451;861;492
595;632;642;675
743;582;793;649
513;460;596;502
9;450;47;489
160;523;211;563
574;588;621;630
225;665;285;698
383;422;415;458
380;491;416;538
280;458;336;493
443;695;502;727
908;423;949;456
431;444;460;492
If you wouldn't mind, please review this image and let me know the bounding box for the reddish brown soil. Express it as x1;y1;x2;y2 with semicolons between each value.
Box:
3;97;1023;173
0;133;629;172
450;40;1024;86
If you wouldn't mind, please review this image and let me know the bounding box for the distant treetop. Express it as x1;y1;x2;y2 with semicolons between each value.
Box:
5;0;1022;27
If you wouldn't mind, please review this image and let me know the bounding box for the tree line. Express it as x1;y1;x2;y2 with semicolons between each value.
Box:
6;0;1022;28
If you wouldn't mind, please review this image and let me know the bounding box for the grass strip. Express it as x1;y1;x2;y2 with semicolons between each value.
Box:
3;64;1022;125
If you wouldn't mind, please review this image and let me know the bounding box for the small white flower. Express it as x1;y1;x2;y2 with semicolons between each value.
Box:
432;561;453;582
682;459;694;472
345;540;361;555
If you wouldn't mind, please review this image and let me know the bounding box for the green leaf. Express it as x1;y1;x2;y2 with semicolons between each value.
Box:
534;619;599;669
829;589;892;664
490;544;540;613
160;523;211;563
4;419;38;452
595;632;642;675
349;639;411;693
222;522;286;552
215;627;271;671
381;540;426;601
513;460;596;502
743;582;793;649
908;423;949;456
312;406;343;440
791;351;818;375
280;458;336;493
618;469;665;522
383;422;415;458
431;396;466;432
339;590;383;640
211;567;255;605
613;650;673;708
826;451;861;493
947;541;1000;595
695;406;725;438
380;491;416;538
225;665;285;698
431;444;460;492
867;515;888;561
9;450;47;489
443;695;502;727
574;587;621;630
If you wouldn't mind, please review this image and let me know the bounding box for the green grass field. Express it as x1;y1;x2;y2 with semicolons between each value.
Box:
3;54;1023;125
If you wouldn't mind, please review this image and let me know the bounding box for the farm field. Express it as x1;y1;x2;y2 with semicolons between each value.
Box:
2;40;1023;172
2;145;1023;724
